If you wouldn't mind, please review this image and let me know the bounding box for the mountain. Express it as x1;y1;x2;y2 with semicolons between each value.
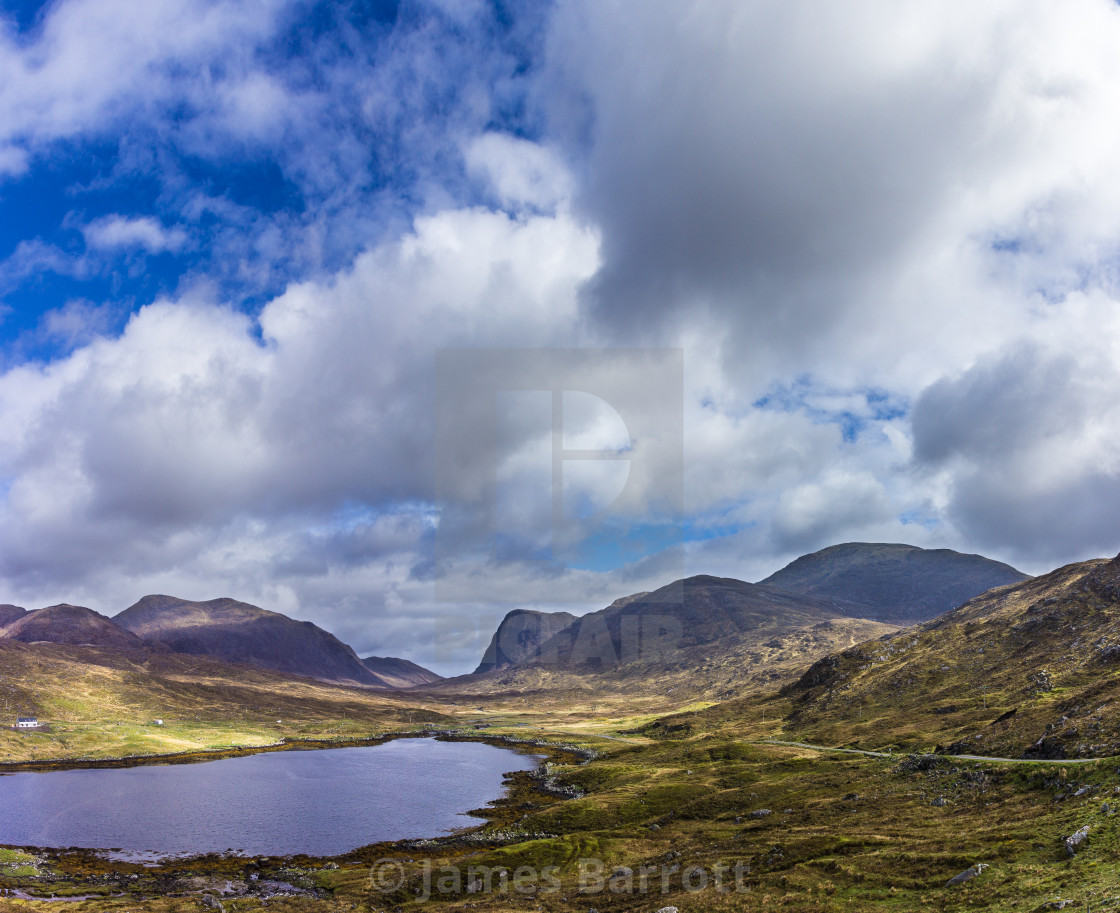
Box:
360;655;443;688
710;550;1120;759
449;575;891;707
474;609;578;674
1;604;147;650
0;604;27;628
477;575;843;675
114;595;389;687
758;542;1028;624
473;544;1027;678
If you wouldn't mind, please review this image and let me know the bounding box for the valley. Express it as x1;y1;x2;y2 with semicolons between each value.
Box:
2;543;1119;912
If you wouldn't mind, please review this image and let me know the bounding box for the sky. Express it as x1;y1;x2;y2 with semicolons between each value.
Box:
3;0;1120;674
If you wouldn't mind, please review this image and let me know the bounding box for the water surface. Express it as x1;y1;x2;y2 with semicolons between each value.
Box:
0;737;539;857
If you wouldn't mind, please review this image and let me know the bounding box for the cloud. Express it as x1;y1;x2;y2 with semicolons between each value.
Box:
911;327;1120;562
0;203;601;666
542;1;1120;373
3;0;1120;671
0;240;91;292
82;216;189;254
0;0;294;158
464;133;574;212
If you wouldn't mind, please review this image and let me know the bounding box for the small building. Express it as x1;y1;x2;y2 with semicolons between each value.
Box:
15;717;39;729
154;719;164;726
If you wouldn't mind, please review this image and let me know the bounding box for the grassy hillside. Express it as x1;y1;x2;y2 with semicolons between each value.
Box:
0;641;447;763
432;615;896;715
648;554;1120;761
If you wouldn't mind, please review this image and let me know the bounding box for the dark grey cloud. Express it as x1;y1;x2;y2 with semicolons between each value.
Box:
912;342;1120;563
543;4;1000;344
912;345;1089;465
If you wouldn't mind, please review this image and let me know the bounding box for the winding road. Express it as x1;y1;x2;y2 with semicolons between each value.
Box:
751;738;1112;765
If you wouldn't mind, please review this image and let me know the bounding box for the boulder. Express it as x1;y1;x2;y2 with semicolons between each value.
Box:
1064;825;1090;856
946;863;988;887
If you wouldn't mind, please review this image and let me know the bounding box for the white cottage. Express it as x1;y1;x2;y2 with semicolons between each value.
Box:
15;716;39;729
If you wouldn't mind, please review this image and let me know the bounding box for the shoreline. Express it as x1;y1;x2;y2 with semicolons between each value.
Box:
0;730;593;882
0;727;598;774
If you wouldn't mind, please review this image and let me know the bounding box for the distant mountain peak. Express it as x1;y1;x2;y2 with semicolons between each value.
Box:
359;655;443;688
0;604;28;628
1;603;145;650
758;542;1028;624
115;596;389;687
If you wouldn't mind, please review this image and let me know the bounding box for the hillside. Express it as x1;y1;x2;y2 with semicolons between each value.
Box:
470;544;1027;683
545;574;845;662
427;576;896;708
1;604;147;651
360;655;443;688
656;550;1120;760
0;639;445;763
0;604;27;628
115;596;389;687
472;575;840;675
758;541;1028;624
432;615;896;715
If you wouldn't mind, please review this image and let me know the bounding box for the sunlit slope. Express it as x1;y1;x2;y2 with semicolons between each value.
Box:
656;553;1120;759
0;640;444;763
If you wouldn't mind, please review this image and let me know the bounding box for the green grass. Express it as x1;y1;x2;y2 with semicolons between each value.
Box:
0;847;41;878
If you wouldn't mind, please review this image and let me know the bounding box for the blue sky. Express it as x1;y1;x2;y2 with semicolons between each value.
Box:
0;0;550;360
3;0;1120;672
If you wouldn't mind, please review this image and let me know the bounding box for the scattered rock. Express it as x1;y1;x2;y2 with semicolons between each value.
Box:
932;797;947;807
945;863;988;887
791;654;843;690
1030;670;1054;693
655;908;680;913
1064;825;1090;856
751;809;772;818
1023;736;1067;760
1097;645;1120;664
896;754;945;772
842;793;859;801
1073;785;1095;798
